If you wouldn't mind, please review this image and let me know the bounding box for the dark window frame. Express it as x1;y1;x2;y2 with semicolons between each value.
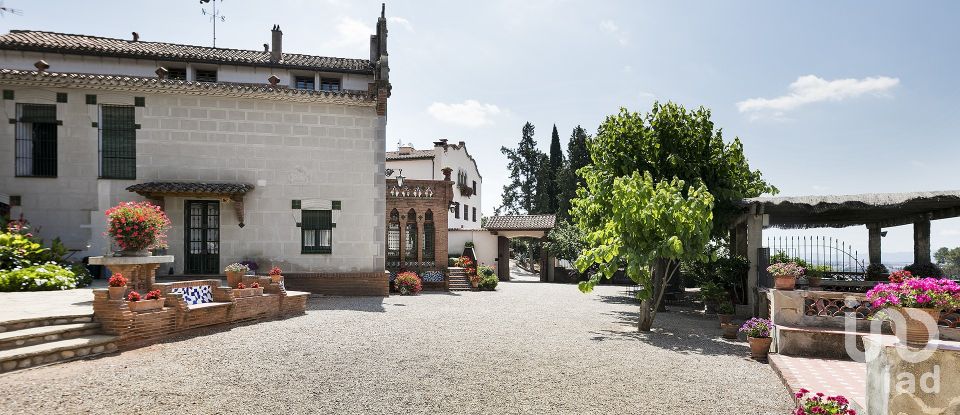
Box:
320;78;341;91
167;68;187;81
98;104;137;180
301;210;333;254
294;76;315;90
472;207;477;222
14;103;58;177
195;69;218;83
453;202;460;219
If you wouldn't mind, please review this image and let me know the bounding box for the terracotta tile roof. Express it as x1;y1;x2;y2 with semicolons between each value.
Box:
0;69;375;105
386;149;435;160
0;30;373;74
127;182;254;195
484;215;556;231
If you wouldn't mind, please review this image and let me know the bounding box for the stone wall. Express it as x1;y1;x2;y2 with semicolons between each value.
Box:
282;271;389;296
0;85;385;277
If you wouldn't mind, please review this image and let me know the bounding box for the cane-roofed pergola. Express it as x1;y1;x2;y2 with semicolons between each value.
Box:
733;190;960;311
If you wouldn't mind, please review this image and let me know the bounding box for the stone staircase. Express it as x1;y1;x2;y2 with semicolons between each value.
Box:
448;267;473;291
0;314;118;374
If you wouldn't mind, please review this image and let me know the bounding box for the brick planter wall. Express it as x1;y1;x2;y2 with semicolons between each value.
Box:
282;271;389;296
91;279;307;350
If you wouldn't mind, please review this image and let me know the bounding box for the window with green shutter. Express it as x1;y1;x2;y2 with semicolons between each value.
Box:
15;103;58;177
99;105;137;179
301;210;333;254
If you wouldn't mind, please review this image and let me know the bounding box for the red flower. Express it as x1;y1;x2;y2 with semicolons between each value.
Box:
126;291;141;302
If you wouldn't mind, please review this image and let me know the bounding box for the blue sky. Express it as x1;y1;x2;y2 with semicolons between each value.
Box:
6;0;960;258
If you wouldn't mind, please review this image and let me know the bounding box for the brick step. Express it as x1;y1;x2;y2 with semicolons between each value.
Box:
449;286;473;291
0;322;103;351
0;334;118;374
0;314;94;333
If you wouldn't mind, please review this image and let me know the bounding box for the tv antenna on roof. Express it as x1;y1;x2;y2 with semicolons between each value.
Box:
0;1;24;17
200;0;226;47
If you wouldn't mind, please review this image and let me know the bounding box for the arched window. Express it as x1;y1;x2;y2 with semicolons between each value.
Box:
422;209;435;264
404;208;418;263
387;209;400;265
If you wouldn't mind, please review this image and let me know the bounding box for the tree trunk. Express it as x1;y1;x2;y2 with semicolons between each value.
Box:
638;298;654;331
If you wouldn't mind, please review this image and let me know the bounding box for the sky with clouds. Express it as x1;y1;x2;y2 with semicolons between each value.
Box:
7;0;960;258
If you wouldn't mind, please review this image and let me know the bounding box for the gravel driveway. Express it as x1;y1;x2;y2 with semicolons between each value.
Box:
0;282;792;414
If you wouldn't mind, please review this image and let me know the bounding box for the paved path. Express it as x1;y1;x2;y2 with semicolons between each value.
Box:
0;282;793;414
0;281;103;322
770;354;866;413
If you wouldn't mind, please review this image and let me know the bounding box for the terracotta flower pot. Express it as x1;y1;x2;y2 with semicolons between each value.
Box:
128;298;164;312
116;249;151;257
251;287;264;296
721;323;739;340
225;271;245;288
270;274;283;284
108;286;126;300
748;336;772;360
898;307;941;346
718;314;733;327
774;275;796;290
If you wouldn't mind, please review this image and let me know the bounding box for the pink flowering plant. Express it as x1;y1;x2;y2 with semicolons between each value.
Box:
794;388;856;415
866;277;960;310
105;202;171;251
739;317;773;338
767;262;805;277
887;270;911;283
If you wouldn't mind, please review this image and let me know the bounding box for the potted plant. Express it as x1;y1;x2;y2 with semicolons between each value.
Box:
717;302;735;327
240;260;259;275
805;265;830;289
105;201;171;256
699;281;726;313
767;262;804;291
249;281;264;296
233;282;251;298
224;263;249;288
108;273;127;300
794;389;857;415
394;271;422;295
720;322;739;339
740;317;774;360
268;266;283;283
128;289;164;312
866;275;960;346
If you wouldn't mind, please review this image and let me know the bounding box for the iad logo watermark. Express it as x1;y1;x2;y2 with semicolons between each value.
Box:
844;307;941;394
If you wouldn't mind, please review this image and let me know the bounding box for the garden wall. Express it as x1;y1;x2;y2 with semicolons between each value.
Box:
282;271;389;296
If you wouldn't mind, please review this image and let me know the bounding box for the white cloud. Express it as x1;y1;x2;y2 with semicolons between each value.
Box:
388;16;414;32
600;20;628;46
737;75;899;116
322;17;373;50
427;100;502;127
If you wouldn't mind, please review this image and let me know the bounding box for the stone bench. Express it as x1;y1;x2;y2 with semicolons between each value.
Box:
153;279;233;311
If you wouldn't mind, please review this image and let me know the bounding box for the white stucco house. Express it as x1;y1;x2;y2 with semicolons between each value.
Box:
385;139;497;266
0;7;393;295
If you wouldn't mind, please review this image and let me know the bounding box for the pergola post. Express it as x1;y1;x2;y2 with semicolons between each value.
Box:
746;213;764;312
867;224;882;265
497;236;510;281
914;219;932;265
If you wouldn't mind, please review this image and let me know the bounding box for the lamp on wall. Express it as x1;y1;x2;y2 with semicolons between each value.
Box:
395;169;405;187
448;201;458;213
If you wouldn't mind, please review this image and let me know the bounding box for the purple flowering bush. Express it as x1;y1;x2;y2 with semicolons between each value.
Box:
865;277;960;309
794;388;856;415
739;317;773;338
767;262;805;277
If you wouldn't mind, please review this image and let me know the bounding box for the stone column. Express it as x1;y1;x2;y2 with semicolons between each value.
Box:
497;236;510;281
914;219;931;265
746;214;765;313
734;222;748;258
867;224;882;265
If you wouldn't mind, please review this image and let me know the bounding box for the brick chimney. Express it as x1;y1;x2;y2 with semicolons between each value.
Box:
270;25;283;63
398;143;414;155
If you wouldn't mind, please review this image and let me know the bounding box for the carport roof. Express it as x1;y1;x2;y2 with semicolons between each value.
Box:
485;214;556;231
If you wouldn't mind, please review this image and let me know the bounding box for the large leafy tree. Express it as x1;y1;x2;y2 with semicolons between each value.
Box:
580;103;776;238
575;172;714;331
934;247;960;276
499;122;543;214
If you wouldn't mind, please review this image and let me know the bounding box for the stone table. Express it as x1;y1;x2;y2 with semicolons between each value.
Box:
88;255;174;292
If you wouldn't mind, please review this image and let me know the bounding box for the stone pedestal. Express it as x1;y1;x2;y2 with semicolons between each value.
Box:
89;255;174;292
866;336;960;414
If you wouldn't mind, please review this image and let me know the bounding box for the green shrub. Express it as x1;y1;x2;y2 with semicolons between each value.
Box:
904;263;945;278
478;265;495;278
0;232;54;269
718;302;735;314
478;275;498;291
699;281;727;303
865;263;889;281
70;263;93;288
0;264;78;291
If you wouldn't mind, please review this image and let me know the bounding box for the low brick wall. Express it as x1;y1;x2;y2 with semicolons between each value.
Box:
283;271;389;296
92;277;307;350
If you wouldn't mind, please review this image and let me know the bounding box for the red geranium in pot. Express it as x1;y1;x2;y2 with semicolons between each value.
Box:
107;273;128;300
105;201;171;256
